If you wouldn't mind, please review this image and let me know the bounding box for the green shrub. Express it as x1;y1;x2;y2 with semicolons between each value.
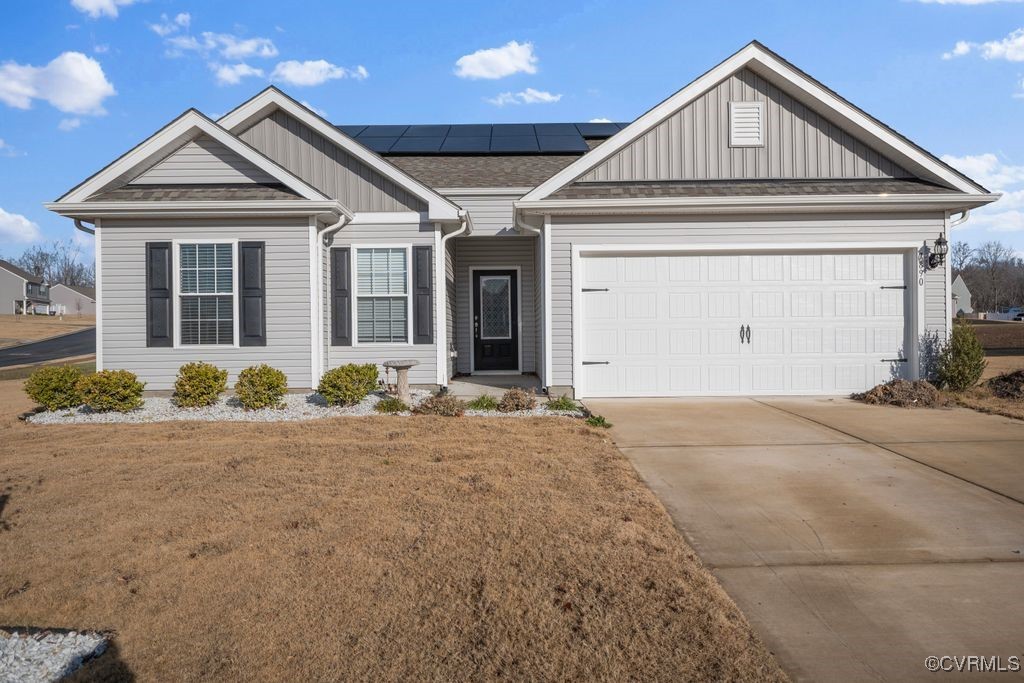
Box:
416;394;466;417
498;386;536;413
546;394;577;411
173;362;228;408
586;415;612;429
318;363;379;407
24;365;84;411
937;320;987;392
466;394;499;411
235;364;287;410
375;396;408;414
76;370;145;413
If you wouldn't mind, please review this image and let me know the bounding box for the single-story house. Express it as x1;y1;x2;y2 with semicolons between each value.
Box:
50;283;97;316
951;274;973;316
46;42;999;397
0;259;53;315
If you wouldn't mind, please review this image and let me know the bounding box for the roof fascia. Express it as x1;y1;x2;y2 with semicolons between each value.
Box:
218;88;462;221
45;199;353;221
55;110;329;204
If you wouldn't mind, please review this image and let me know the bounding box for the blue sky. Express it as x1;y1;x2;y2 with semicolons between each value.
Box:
1;0;1023;262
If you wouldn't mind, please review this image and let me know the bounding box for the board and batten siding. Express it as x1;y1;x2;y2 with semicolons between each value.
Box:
323;220;438;386
239;110;426;213
100;217;313;390
133;135;278;185
580;68;911;183
452;235;537;374
548;212;949;390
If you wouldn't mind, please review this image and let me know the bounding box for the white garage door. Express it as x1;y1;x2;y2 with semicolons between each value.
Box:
579;252;909;396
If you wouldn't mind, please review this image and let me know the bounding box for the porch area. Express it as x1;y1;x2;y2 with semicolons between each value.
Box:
446;373;543;399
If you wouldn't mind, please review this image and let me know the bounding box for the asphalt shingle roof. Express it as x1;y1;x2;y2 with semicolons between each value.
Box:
87;183;303;202
0;258;41;283
387;155;583;189
549;178;965;200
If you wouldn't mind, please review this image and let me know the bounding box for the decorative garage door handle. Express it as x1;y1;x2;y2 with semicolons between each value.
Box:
739;325;745;343
745;325;751;344
739;325;751;344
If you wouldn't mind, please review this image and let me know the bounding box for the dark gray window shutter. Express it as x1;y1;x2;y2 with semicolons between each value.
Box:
412;245;433;345
146;242;172;347
238;241;266;346
331;247;351;346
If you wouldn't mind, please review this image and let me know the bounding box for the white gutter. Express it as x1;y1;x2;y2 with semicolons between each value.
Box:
949;209;971;229
46;200;354;219
436;210;472;388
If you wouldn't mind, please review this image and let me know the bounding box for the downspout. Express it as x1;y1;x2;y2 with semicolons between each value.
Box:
74;218;95;235
949;210;970;229
515;211;549;392
321;214;350;247
437;210;472;389
316;211;351;387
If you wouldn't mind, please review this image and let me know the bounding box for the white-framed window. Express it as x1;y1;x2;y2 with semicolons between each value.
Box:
174;240;238;347
354;246;411;344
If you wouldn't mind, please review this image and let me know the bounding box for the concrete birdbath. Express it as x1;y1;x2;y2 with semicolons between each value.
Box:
383;359;420;405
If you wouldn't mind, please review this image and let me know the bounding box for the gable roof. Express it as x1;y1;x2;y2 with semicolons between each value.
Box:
522;41;992;203
388;155;583;189
53;283;96;300
54;109;329;204
218;88;462;221
0;258;40;283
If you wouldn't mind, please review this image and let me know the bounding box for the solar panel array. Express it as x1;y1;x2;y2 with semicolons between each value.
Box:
335;122;629;155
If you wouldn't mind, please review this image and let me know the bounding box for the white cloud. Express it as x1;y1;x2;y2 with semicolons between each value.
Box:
455;40;538;79
1015;76;1024;98
211;63;264;86
486;88;562;106
58;117;82;131
271;60;367;86
166;32;278;59
588;117;612;123
0;52;116;115
0;139;22;157
93;44;109;54
70;0;139;18
149;12;191;37
300;100;327;117
0;208;42;244
942;27;1024;61
943;153;1024;233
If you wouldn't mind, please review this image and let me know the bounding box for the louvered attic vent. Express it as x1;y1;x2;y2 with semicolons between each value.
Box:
729;101;764;147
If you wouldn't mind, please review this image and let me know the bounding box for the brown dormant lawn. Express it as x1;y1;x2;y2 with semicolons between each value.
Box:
0;314;95;349
0;379;784;682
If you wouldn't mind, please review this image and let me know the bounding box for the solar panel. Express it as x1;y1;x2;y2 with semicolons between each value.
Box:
440;136;491;153
575;122;622;138
535;123;578;136
537;135;590;152
405;125;450;137
489;135;539;152
359;137;400;153
491;124;535;137
389;136;445;153
357;125;408;138
336;125;366;137
447;124;492;137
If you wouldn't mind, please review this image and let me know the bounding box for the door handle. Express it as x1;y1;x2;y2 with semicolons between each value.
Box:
739;325;745;344
745;325;751;344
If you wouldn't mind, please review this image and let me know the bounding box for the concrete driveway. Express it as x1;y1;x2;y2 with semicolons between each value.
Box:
586;397;1024;682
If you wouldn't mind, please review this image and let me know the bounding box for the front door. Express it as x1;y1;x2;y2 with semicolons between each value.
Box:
473;269;518;372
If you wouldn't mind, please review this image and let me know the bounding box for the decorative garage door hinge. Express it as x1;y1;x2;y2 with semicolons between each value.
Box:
582;288;609;292
582;361;611;365
881;358;909;363
879;285;907;290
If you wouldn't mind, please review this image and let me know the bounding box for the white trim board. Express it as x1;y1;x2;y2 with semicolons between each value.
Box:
55;110;328;204
218;88;462;222
521;42;990;203
468;265;523;375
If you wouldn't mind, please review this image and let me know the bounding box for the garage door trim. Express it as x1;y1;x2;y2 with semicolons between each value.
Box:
571;242;925;398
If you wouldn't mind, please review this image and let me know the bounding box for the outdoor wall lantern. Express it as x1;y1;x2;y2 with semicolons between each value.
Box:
928;234;948;270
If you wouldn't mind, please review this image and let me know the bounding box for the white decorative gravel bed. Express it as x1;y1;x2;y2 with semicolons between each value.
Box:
25;391;584;424
0;629;107;683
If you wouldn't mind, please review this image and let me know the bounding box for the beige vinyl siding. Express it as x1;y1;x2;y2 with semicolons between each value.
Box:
133;135;277;185
549;212;949;389
100;217;312;390
239;110;426;213
441;192;519;236
453;235;537;374
581;68;911;183
323;220;438;386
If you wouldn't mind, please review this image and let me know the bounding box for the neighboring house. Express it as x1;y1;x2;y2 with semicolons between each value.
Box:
46;42;998;396
50;283;97;316
951;274;973;316
0;258;53;315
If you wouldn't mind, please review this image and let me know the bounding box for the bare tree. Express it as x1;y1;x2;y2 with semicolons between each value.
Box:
950;241;974;276
961;241;1021;311
10;240;94;287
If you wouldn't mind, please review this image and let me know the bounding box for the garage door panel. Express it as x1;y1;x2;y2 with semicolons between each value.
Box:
580;251;909;397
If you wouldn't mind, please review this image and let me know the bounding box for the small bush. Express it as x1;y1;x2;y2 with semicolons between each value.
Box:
937;320;987;392
24;365;84;411
416;394;466;417
173;362;228;408
375;396;408;414
466;395;499;411
546;394;577;411
586;415;612;429
318;364;379;407
235;364;287;410
498;386;536;413
77;370;145;413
